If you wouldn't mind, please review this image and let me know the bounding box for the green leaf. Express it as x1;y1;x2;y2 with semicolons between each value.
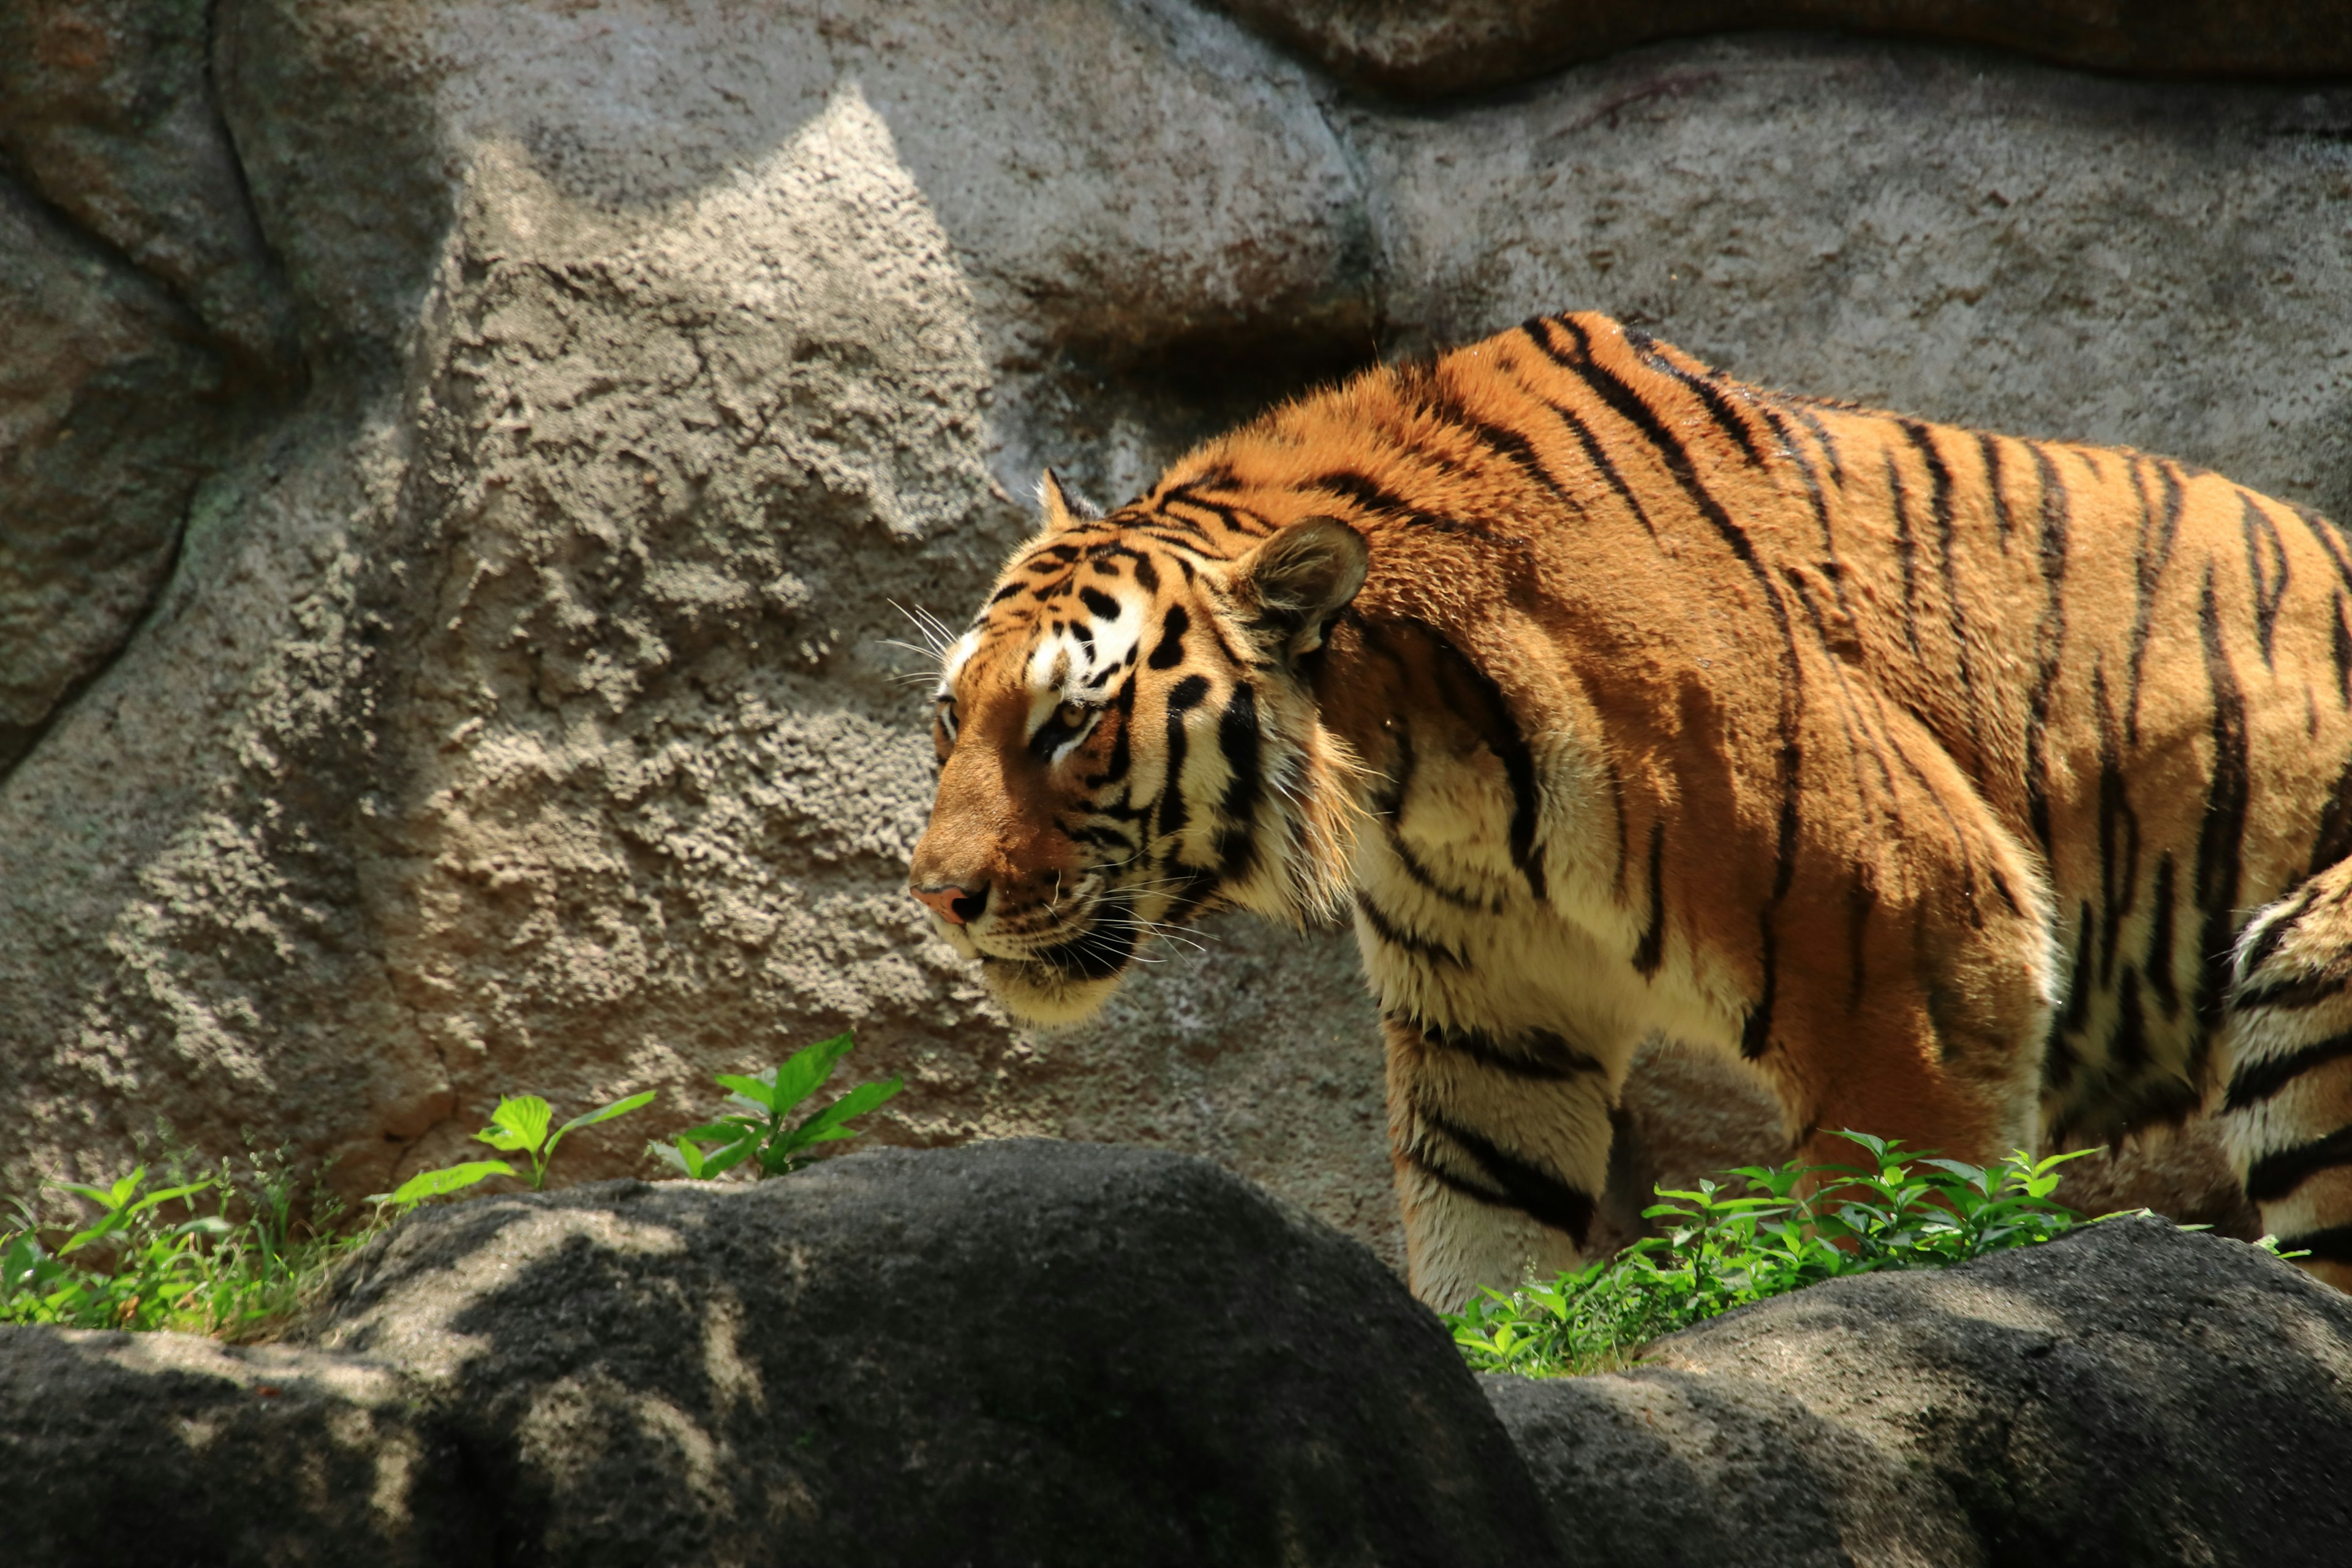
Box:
714;1074;782;1114
677;1118;763;1145
478;1096;553;1155
556;1090;657;1141
775;1076;903;1161
764;1031;859;1117
375;1161;514;1208
126;1179;219;1219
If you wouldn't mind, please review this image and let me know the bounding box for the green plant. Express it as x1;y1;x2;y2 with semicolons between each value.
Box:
3;1153;375;1338
654;1031;903;1179
1448;1132;2103;1379
374;1090;657;1211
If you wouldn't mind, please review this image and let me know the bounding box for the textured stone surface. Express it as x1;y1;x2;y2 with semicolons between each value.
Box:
0;0;298;372
0;1142;1558;1567
0;1325;473;1567
1213;1;2352;99
0;1;297;766
1490;1216;2352;1567
0;173;231;767
1353;37;2352;523
6;4;2351;1262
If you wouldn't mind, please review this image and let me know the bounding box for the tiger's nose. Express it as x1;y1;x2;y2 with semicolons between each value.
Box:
911;881;990;925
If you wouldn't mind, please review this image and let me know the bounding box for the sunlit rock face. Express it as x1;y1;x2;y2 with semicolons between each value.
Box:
2;1;2346;1257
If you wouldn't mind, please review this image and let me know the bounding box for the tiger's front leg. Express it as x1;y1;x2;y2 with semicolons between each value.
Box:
1382;1010;1623;1311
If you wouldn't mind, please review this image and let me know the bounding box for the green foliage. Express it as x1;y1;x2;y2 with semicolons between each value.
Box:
652;1031;903;1180
374;1090;657;1210
2;1153;372;1338
1449;1132;2103;1379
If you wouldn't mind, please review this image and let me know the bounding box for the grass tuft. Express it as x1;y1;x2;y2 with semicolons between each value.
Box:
1447;1131;2108;1378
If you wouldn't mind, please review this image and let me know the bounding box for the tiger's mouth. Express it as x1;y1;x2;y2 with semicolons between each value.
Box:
959;881;1152;1025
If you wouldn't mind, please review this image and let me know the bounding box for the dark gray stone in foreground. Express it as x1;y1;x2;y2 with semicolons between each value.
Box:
1488;1216;2352;1567
0;1141;1558;1567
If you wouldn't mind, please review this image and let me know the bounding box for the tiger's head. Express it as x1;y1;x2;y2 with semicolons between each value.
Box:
907;470;1369;1023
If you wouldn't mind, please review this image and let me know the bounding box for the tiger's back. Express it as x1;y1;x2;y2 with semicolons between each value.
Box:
910;311;2352;1305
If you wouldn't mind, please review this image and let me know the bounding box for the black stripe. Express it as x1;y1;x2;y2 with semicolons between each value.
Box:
1534;383;1660;538
1741;913;1779;1059
2145;852;2179;1019
2110;968;2149;1072
1413;1018;1602;1080
2272;1221;2352;1265
1214;684;1262;882
2058;901;2095;1037
2125;461;2186;747
1359;897;1467;968
1156;679;1207;843
2236;971;2347;1012
2244;1126;2352;1205
1407;1114;1596;1246
2223;1029;2352;1112
1847;878;1877;1012
2239;884;2318;984
1416;377;1581;514
1079;586;1120;620
1903;420;1981;760
1632;820;1668;976
1310;470;1411;515
2041;1011;2080;1095
1140;503;1212;541
2335;595;2352;707
2241;491;2290;668
1384;828;1502;914
2024;443;2073;849
2313;765;2352;877
1627;331;1766;467
1887;450;1924;661
1423;624;1548;901
1148;605;1189;669
1978;431;2015;544
1758;402;1841;564
2193;568;2250;1029
2093;665;2140;989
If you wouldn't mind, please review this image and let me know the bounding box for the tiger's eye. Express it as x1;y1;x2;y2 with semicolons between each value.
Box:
1055;700;1088;729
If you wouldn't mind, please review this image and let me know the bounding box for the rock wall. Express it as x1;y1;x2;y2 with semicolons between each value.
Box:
2;1;2348;1258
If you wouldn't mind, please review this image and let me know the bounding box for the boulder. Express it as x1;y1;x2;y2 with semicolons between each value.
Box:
1209;1;2352;99
1489;1215;2352;1566
0;1141;1558;1566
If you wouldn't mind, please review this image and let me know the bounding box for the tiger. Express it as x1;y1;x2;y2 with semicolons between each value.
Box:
907;310;2352;1308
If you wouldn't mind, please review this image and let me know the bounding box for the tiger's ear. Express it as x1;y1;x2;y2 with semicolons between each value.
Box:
1036;467;1101;533
1230;516;1368;665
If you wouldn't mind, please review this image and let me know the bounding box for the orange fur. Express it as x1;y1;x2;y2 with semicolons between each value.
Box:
911;312;2352;1304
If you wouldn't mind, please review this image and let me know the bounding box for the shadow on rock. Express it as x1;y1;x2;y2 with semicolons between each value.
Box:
304;1140;1558;1567
1490;1216;2352;1567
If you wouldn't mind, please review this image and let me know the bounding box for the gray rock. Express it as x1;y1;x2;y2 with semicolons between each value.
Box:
0;1326;476;1567
0;1140;1559;1567
0;0;298;375
1210;1;2352;99
0;172;232;768
1490;1215;2352;1566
